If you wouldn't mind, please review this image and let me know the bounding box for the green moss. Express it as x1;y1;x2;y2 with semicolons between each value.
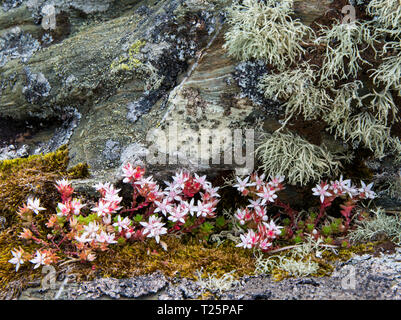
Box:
0;145;89;227
0;228;42;298
71;237;255;282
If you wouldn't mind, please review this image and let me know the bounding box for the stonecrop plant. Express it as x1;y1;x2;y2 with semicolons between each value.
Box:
8;164;221;272
231;173;377;250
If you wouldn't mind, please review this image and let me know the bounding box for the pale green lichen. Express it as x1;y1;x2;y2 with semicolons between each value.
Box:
367;0;401;37
223;0;313;71
258;64;333;121
326;112;392;159
361;89;399;125
322;81;363;127
315;21;377;80
195;269;240;294
349;208;401;245
110;40;163;91
256;131;341;186
371;41;401;93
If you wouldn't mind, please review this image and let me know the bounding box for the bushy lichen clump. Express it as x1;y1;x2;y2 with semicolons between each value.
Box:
350;208;401;245
256;131;341;186
224;0;313;71
226;0;401;187
316;20;377;80
258;63;333;121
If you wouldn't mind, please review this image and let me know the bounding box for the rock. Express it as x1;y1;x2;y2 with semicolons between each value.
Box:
17;251;401;300
0;0;399;210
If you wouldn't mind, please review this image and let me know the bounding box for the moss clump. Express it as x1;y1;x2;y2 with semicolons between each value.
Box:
0;145;89;227
0;228;42;299
69;236;255;282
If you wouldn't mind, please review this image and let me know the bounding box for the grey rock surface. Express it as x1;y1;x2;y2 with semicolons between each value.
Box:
17;249;401;300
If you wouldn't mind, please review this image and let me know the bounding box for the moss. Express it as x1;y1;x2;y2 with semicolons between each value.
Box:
69;236;255;282
0;145;89;227
0;227;42;298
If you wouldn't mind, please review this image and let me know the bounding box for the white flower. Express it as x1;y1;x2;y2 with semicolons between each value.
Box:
9;248;24;272
236;230;258;249
195;200;215;218
312;183;332;203
27;197;46;215
30;250;46;269
91;200;111;217
75;233;90;243
268;175;285;188
83;221;100;239
71;199;85;215
263;220;283;239
256;186;278;205
234;208;246;225
172;171;188;190
359;181;376;199
194;173;208;188
180;198;198;216
233;176;255;193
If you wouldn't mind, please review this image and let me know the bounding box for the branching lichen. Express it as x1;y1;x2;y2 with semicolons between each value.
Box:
361;89;399;125
326;112;392;159
349;208;401;245
366;0;401;37
255;236;329;278
371;41;401;93
315;21;377;80
256;131;341;186
223;0;313;71
258;64;333;120
195;269;240;294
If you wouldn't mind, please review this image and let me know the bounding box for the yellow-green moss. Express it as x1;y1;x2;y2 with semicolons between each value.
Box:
0;145;89;226
69;237;255;283
0;228;42;298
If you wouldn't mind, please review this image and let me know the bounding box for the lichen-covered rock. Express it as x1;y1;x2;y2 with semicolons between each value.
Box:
0;0;400;209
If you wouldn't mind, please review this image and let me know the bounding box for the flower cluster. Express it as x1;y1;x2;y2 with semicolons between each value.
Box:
120;164;220;241
9;165;221;272
233;173;284;250
311;176;377;230
232;173;377;249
